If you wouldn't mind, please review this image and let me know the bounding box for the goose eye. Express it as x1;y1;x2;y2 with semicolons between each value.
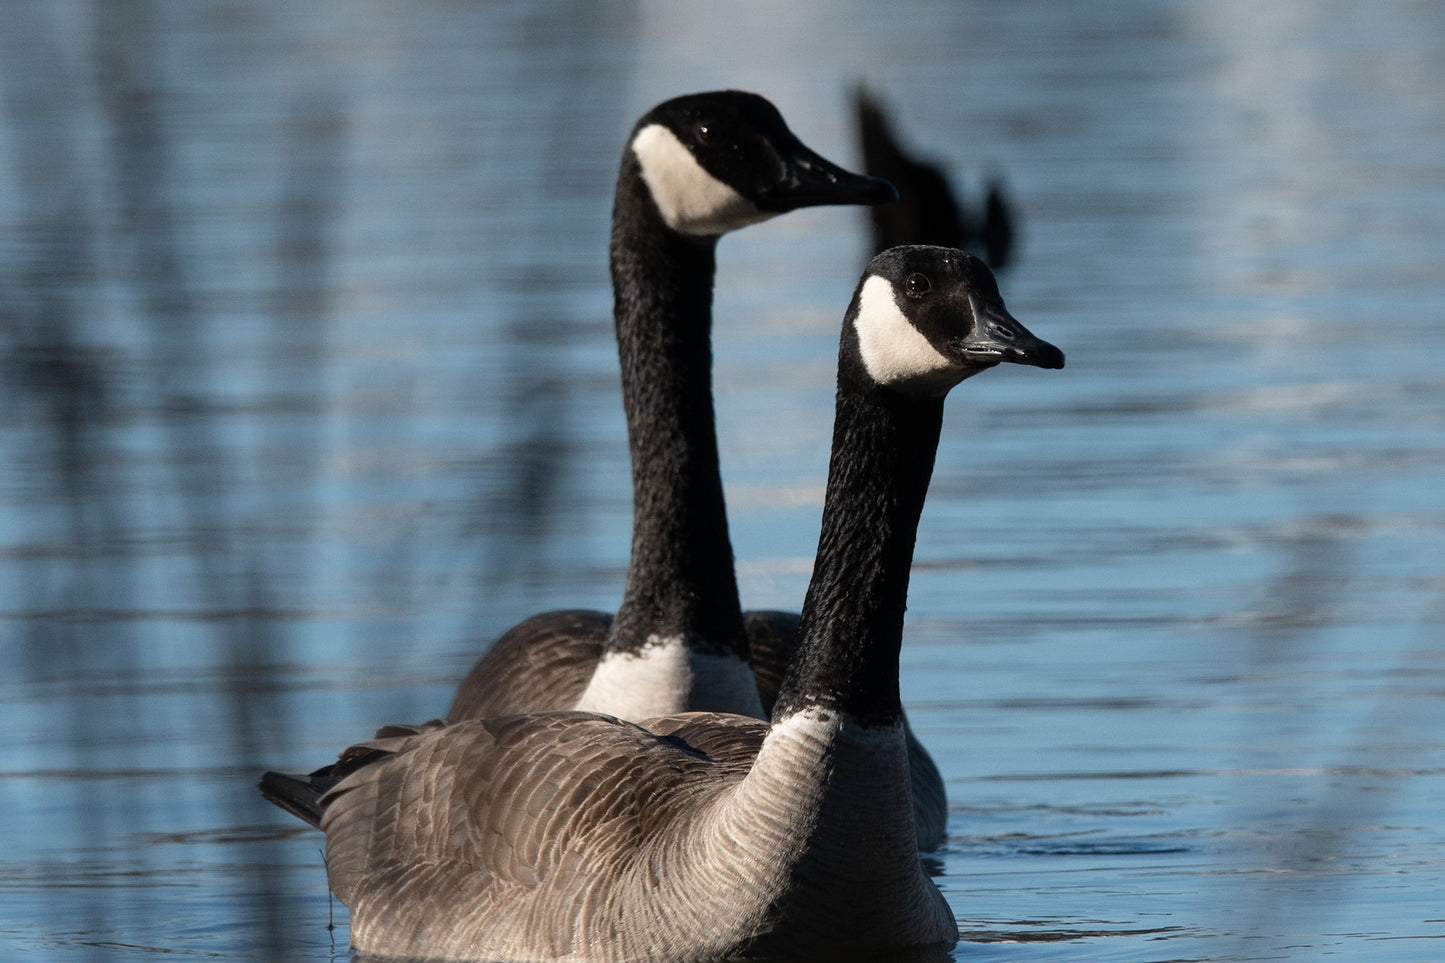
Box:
696;123;713;145
904;273;932;299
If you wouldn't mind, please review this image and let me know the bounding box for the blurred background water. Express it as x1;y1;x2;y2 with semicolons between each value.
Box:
2;1;1443;960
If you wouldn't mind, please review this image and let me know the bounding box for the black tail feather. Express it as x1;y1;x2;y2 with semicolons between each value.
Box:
259;766;337;828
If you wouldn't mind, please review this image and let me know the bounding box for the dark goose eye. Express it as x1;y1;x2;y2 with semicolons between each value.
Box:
904;273;932;298
696;123;714;145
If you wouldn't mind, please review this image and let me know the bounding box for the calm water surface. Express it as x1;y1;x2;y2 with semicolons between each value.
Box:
2;2;1443;961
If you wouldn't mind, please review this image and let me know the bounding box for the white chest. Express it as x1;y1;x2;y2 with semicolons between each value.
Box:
572;636;766;720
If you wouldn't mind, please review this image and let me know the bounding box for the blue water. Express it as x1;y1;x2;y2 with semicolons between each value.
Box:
3;1;1443;960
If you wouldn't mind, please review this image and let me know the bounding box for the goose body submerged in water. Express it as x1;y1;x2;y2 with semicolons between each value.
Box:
444;91;950;850
261;245;1064;962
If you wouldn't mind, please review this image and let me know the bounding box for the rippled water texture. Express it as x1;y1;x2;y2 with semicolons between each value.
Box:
2;1;1443;960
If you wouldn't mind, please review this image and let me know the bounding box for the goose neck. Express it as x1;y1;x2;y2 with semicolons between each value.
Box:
773;385;945;727
606;166;747;658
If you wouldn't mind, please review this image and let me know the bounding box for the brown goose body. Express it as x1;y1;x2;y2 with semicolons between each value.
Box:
262;246;1063;961
446;608;948;851
315;709;945;961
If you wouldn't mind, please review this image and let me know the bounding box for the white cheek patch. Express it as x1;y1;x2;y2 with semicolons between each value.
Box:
631;124;773;236
852;276;960;393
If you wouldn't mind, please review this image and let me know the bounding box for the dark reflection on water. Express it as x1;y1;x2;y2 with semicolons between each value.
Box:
3;1;1445;961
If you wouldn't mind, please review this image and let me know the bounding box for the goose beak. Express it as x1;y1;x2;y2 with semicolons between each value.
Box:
951;297;1065;370
761;140;897;211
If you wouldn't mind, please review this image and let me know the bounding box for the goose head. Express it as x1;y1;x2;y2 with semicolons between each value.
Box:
629;90;896;237
847;245;1064;396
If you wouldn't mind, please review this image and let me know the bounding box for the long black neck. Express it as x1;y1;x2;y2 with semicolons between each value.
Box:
772;370;945;727
605;153;748;658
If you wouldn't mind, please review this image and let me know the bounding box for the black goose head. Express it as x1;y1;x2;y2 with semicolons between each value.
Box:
845;245;1064;396
629;90;896;237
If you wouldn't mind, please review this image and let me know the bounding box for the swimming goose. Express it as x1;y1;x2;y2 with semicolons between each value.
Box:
445;91;949;849
856;86;1016;269
261;245;1064;961
449;91;890;724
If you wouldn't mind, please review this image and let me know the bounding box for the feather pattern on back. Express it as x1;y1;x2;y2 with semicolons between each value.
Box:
317;710;950;962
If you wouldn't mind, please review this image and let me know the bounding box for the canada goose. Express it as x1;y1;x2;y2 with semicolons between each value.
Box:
261;245;1064;961
856;86;1015;269
444;92;948;850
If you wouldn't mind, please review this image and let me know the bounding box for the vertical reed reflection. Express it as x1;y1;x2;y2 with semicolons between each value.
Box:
249;89;347;951
1229;507;1443;951
464;1;636;622
5;0;631;954
90;0;298;953
2;2;138;951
